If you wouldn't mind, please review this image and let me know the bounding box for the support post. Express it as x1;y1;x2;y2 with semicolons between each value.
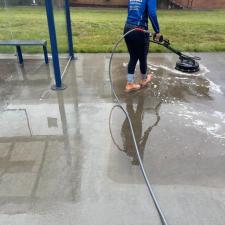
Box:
43;45;49;64
65;0;75;59
16;46;23;65
45;0;66;90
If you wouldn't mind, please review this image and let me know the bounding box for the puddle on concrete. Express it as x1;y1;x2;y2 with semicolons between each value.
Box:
110;55;225;175
0;59;52;110
0;59;70;109
111;56;214;103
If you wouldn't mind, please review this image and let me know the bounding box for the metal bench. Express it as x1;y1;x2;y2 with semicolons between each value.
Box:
0;40;49;64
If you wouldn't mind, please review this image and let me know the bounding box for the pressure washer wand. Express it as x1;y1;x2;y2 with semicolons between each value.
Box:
135;28;200;72
152;39;182;56
135;28;200;58
152;39;201;62
135;28;180;55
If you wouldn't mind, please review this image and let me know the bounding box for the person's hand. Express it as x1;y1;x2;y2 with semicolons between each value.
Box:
154;33;163;42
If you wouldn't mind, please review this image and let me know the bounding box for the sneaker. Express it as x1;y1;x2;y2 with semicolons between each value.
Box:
140;74;153;88
125;82;141;93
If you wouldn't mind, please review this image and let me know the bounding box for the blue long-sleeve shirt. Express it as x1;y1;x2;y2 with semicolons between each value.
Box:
126;0;160;33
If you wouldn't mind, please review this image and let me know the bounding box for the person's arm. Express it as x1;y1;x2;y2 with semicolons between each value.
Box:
147;0;160;34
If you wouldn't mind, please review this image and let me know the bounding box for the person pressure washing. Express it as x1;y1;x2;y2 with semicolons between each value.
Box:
124;0;162;92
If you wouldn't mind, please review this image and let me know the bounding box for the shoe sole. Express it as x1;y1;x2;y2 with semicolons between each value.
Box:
124;87;141;93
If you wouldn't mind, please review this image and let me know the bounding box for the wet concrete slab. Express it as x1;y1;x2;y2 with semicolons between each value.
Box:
0;53;224;225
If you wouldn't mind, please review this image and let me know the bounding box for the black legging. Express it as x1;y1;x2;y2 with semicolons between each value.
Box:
124;23;150;75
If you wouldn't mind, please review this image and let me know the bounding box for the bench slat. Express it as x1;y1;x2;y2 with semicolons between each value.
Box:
0;40;47;46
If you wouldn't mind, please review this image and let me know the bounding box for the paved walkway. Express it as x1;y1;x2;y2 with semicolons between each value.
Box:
0;53;224;225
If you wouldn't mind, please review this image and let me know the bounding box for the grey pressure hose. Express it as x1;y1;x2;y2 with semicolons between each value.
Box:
108;28;169;225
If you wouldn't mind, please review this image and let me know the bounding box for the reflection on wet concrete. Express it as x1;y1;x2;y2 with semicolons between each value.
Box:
0;58;79;207
0;54;224;225
109;53;225;189
0;59;51;111
110;54;214;169
112;92;161;165
0;58;69;110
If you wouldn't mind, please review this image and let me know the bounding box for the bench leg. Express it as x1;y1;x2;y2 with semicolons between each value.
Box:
43;46;49;64
16;46;23;64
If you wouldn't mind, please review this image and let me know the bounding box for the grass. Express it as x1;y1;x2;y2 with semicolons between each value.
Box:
0;7;225;53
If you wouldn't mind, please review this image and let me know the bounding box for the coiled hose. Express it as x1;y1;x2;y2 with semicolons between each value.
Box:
108;28;169;225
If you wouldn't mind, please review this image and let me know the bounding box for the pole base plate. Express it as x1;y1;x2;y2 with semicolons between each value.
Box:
51;83;67;91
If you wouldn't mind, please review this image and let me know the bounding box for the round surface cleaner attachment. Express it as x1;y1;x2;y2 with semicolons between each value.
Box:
175;57;200;73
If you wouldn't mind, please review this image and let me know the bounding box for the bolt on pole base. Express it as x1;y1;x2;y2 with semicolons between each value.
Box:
51;83;67;91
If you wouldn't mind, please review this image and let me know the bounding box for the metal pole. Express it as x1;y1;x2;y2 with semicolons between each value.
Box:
45;0;66;90
65;0;76;59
